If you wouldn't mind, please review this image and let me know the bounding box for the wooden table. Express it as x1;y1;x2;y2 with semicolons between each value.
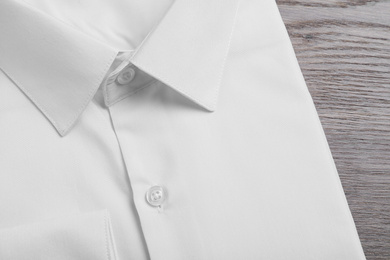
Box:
276;1;390;259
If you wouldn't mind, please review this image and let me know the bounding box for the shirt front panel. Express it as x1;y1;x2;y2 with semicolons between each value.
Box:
0;0;366;259
105;1;363;259
0;67;151;259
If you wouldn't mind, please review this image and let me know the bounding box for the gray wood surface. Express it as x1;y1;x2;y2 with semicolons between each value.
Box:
276;1;390;259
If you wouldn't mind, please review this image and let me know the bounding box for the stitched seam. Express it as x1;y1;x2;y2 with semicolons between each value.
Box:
212;0;241;109
20;0;118;52
0;67;62;131
61;51;118;135
127;61;211;110
130;1;241;111
90;98;111;121
131;60;216;111
107;79;159;107
108;211;118;260
1;0;118;135
103;72;112;107
103;210;111;260
128;2;176;59
104;53;135;107
129;62;218;111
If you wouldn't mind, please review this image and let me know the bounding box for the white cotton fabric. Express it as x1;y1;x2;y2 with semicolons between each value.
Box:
0;210;117;260
0;0;366;259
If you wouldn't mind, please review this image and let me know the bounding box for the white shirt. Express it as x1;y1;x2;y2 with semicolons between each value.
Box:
0;0;366;259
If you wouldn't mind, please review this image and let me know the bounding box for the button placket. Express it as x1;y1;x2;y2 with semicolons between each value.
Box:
103;60;158;107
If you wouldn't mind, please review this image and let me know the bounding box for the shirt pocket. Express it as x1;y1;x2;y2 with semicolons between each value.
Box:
0;209;117;260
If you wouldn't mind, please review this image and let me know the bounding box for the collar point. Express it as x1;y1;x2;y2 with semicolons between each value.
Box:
49;116;78;137
53;124;71;137
196;99;218;113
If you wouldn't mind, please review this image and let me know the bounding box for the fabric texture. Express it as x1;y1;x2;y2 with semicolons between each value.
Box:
0;0;366;259
0;210;117;260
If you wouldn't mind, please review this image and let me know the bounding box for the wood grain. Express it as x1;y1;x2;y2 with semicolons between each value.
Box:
275;1;390;259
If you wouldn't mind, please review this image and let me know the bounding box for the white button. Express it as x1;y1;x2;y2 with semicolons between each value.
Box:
116;67;135;85
146;186;165;207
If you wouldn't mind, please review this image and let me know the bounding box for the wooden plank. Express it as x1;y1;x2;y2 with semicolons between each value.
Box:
276;1;390;259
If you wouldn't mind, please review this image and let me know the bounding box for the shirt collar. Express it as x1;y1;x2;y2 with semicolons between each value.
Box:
0;0;240;136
